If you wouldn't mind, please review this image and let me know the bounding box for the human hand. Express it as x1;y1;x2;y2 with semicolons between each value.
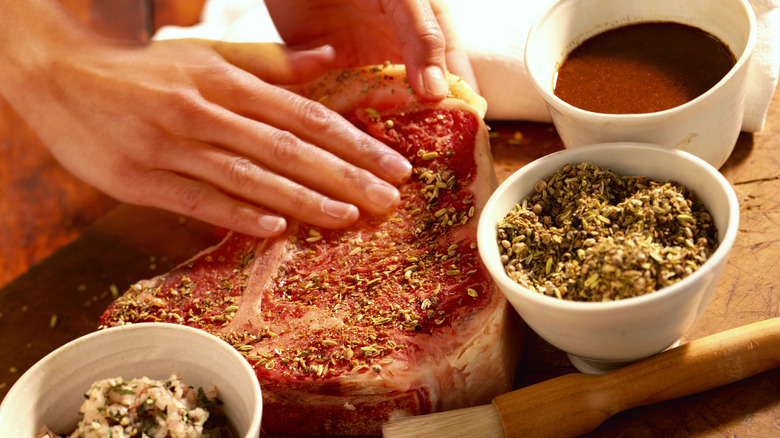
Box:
266;0;479;99
0;3;413;238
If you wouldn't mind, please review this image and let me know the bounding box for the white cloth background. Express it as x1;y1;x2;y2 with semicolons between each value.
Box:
155;0;780;132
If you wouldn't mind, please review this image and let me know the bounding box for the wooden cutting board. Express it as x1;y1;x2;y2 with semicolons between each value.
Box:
0;122;561;395
0;205;225;391
1;122;777;437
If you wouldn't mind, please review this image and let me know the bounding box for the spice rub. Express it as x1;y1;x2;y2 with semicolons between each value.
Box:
100;65;517;436
38;374;231;438
497;162;718;301
255;106;489;379
554;22;735;114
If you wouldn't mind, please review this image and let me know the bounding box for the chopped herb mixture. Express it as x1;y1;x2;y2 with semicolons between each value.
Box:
40;374;230;438
497;162;718;301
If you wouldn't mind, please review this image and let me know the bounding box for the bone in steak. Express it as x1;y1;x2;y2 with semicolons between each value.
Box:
100;64;522;436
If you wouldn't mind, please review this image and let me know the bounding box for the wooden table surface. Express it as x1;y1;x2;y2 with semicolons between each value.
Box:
1;1;778;436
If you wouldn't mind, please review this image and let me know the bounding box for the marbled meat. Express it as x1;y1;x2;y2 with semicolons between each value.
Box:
100;64;522;436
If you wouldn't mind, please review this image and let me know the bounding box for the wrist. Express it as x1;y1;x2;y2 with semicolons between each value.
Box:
0;0;97;102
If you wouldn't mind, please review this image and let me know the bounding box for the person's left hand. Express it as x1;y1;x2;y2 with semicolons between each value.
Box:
265;0;478;100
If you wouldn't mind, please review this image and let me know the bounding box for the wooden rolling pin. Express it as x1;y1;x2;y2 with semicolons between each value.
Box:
383;318;780;438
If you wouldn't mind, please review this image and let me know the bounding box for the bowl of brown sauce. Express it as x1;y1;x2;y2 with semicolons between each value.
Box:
525;0;757;168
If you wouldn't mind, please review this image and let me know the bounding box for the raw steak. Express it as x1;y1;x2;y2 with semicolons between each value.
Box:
100;64;522;436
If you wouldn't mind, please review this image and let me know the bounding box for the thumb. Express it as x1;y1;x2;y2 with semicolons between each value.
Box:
210;41;338;85
382;0;450;101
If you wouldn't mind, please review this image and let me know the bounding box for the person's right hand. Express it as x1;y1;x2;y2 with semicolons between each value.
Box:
0;1;413;238
267;0;479;99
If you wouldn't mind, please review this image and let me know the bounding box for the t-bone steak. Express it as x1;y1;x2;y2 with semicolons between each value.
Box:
100;64;522;436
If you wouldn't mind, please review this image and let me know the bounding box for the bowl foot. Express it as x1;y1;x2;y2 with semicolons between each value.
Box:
567;339;682;374
567;353;634;374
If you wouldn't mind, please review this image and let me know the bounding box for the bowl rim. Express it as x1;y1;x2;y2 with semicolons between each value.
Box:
0;322;263;438
477;142;740;312
523;0;758;120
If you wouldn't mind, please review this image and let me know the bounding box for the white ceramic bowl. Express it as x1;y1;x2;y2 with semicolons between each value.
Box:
477;143;739;373
0;323;262;437
525;0;757;169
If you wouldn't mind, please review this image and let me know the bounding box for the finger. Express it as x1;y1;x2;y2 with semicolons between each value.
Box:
193;74;412;186
430;0;480;93
130;161;367;236
174;142;374;222
381;0;449;100
165;118;401;218
129;169;290;238
208;40;339;85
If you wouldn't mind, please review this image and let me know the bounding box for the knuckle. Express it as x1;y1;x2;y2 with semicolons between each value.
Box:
156;88;205;127
199;61;236;81
276;186;316;217
103;159;153;204
137;135;175;169
415;31;446;58
336;164;366;187
268;130;304;164
224;157;259;191
173;182;210;215
287;187;312;211
289;98;334;136
224;204;250;229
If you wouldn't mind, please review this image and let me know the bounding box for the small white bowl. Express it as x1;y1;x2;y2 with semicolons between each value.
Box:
524;0;757;169
0;323;262;437
477;143;739;373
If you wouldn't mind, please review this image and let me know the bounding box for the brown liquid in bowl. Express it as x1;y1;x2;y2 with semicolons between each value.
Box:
553;22;736;114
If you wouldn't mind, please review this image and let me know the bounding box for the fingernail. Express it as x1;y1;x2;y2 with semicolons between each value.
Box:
367;183;400;210
258;215;286;234
309;44;335;56
423;66;449;98
380;154;412;182
314;44;335;53
321;198;359;221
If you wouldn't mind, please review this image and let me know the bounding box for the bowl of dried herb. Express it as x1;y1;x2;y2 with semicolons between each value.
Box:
477;142;739;373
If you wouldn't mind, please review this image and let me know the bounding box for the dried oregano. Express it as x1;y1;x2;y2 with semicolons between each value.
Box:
497;161;718;302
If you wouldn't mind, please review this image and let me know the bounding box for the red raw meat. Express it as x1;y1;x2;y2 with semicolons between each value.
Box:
100;65;522;436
